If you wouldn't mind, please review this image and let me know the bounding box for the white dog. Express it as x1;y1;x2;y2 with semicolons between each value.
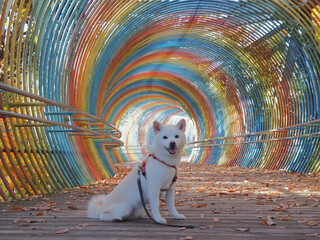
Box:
87;119;187;224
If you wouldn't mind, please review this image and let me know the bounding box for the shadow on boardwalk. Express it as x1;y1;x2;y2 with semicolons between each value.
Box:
0;162;319;240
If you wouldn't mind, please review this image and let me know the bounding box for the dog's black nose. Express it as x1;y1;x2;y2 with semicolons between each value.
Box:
170;141;176;148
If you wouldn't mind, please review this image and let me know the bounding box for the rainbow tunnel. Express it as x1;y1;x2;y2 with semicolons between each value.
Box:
0;0;320;201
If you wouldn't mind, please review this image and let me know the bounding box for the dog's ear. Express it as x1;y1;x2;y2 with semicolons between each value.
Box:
153;120;162;133
177;119;186;132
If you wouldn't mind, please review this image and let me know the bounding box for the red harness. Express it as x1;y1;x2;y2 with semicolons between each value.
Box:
138;153;178;184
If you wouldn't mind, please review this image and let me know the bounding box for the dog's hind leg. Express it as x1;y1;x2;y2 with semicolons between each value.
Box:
99;210;114;221
100;203;133;221
131;205;143;219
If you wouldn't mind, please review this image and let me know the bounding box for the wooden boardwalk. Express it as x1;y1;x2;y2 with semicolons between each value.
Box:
0;162;319;240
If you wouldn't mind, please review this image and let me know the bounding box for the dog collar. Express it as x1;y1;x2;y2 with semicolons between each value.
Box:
138;154;178;183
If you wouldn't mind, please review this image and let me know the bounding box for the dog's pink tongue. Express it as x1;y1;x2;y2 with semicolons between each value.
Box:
169;148;176;155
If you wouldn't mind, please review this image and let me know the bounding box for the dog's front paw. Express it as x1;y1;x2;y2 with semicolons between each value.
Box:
154;216;167;224
173;213;186;220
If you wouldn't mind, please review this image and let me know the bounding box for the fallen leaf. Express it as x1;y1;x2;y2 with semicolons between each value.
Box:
67;205;79;211
267;216;276;225
26;227;39;230
213;217;220;222
12;218;46;224
51;208;62;212
281;215;291;221
305;233;319;237
270;207;285;212
200;225;214;230
235;228;250;232
13;217;23;224
295;203;306;207
226;211;236;214
196;203;207;208
77;223;90;228
179;236;194;240
274;226;288;229
260;220;269;226
55;228;69;234
211;210;223;214
10;206;24;212
279;203;291;209
38;219;46;223
298;219;309;224
307;221;317;226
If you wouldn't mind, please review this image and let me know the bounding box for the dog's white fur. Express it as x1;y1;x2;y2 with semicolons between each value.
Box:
87;119;187;224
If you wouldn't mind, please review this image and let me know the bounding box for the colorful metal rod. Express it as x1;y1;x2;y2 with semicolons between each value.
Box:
0;0;320;201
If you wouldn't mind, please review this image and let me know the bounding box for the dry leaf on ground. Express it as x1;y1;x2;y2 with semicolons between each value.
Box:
55;228;69;234
10;206;24;212
270;207;285;212
196;203;207;208
305;233;319;237
307;221;317;226
267;216;277;225
77;223;90;228
235;228;250;232
179;236;194;240
298;218;309;224
13;218;46;224
66;205;79;210
200;225;214;230
281;215;291;221
213;217;220;222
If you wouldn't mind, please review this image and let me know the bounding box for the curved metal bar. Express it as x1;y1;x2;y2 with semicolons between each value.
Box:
0;83;122;138
0;110;124;144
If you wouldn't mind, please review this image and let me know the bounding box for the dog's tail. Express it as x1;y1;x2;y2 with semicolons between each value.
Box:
87;195;106;219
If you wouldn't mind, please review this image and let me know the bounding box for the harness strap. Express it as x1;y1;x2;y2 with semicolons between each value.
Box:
138;153;178;183
138;160;147;177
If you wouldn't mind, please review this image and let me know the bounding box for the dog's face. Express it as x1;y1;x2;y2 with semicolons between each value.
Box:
152;119;186;157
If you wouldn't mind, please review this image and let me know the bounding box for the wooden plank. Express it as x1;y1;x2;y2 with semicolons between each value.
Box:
0;163;319;239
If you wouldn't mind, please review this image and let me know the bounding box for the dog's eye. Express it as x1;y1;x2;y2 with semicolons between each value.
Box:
175;135;179;138
163;136;168;139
